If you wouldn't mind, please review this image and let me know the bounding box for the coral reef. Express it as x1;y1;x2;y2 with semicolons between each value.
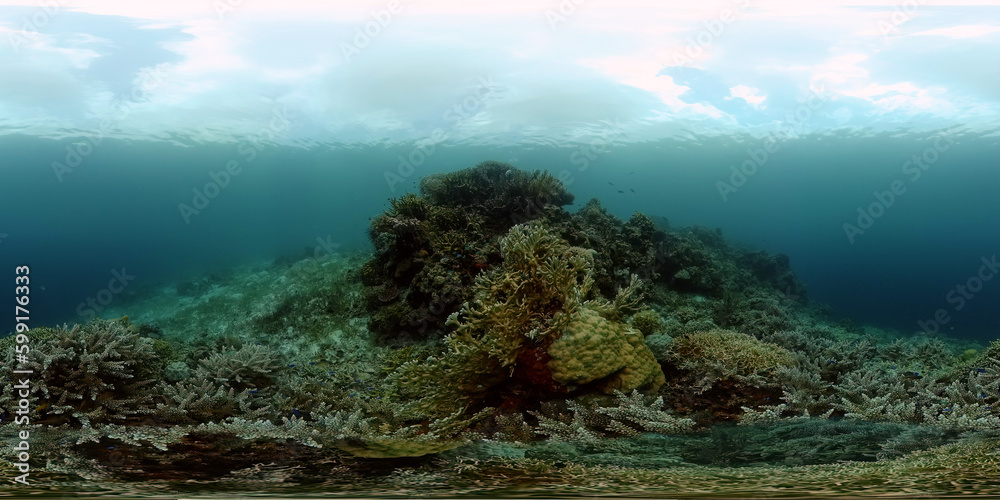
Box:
658;329;795;421
389;224;664;424
629;309;664;336
362;163;806;348
0;318;164;426
363;162;574;342
6;163;1000;497
553;199;667;296
531;390;695;442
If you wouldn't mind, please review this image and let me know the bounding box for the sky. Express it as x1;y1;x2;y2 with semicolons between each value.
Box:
1;0;998;145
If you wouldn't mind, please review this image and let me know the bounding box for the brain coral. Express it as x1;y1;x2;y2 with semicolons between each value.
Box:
548;307;664;393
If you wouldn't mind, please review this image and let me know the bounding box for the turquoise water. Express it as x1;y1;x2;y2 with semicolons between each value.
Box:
3;132;1000;340
3;3;1000;498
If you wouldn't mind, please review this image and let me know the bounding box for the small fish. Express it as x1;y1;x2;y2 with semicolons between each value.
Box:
629;188;636;193
617;190;625;194
608;181;614;186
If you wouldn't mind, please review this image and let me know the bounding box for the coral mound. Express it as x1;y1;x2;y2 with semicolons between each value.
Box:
363;161;574;342
390;224;664;420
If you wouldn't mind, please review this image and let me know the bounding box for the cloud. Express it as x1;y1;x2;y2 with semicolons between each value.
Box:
909;25;1000;39
727;85;766;109
0;1;998;143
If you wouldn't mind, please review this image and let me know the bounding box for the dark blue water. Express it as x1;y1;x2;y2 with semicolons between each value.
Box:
2;129;998;341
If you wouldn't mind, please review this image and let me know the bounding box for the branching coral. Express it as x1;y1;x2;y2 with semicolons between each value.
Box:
389;224;665;425
195;343;282;391
0;318;163;426
363;162;575;342
530;390;694;449
658;329;794;420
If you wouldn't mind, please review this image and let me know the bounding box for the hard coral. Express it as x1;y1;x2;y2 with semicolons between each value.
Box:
630;309;664;336
389;224;664;422
660;329;794;421
556;199;666;297
0;318;162;426
363;162;575;342
670;329;795;377
548;307;663;393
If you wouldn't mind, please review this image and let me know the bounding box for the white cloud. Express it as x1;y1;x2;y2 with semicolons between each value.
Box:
726;84;766;109
909;25;1000;39
0;1;998;143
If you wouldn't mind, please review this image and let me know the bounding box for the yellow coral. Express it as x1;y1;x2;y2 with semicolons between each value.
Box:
548;307;664;393
610;327;666;391
548;308;628;385
670;329;794;376
391;224;664;421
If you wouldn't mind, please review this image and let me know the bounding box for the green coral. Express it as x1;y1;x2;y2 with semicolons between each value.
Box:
670;329;795;377
659;329;795;420
630;309;664;336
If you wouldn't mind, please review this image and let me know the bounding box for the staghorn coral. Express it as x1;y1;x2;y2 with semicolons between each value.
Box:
313;406;491;458
531;390;694;447
153;377;265;425
195;343;282;392
745;321;999;430
0;318;163;426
